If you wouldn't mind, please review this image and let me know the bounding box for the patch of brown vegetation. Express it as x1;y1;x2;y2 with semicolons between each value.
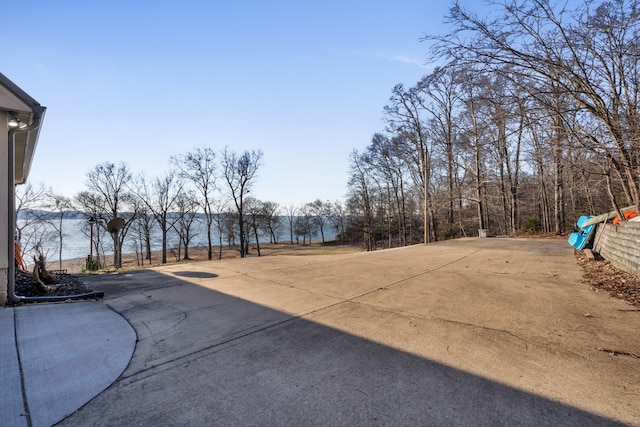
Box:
575;250;640;308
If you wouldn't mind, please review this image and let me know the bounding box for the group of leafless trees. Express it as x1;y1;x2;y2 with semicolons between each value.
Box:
18;1;640;262
345;0;640;249
17;147;347;269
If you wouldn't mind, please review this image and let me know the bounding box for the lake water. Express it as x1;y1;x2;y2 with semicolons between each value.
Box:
18;217;336;262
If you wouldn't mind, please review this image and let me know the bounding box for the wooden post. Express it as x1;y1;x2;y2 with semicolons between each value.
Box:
580;206;635;227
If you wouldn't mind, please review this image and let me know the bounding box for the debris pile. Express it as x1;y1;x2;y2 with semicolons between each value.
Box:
576;251;640;307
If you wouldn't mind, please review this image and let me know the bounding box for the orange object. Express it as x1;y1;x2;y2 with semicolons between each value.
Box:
613;210;637;224
14;242;27;270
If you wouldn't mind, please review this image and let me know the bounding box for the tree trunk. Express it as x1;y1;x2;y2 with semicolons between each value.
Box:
206;210;213;260
553;111;566;235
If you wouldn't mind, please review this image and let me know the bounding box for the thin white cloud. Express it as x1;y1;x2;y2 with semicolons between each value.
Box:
368;51;431;69
386;54;428;68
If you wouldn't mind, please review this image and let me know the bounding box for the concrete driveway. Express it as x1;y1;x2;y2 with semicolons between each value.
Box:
60;238;640;426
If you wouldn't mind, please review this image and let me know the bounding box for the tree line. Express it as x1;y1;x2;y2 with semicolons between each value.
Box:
344;0;640;249
18;1;639;263
16;147;346;269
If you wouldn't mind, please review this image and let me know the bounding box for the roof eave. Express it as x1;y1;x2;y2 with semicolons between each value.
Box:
0;72;46;183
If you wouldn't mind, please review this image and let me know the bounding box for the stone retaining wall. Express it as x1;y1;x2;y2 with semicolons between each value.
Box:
593;222;640;276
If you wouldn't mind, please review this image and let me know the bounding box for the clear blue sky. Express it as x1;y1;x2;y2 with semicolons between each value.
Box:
6;0;477;207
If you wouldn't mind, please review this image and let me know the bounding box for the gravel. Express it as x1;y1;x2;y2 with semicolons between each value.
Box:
6;273;98;305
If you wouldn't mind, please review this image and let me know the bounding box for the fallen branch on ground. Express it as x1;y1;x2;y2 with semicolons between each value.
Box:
596;348;640;359
32;254;60;293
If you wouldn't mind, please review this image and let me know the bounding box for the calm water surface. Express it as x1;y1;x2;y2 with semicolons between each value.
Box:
18;218;336;262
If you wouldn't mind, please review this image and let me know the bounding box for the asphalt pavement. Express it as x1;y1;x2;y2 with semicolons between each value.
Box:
2;238;639;426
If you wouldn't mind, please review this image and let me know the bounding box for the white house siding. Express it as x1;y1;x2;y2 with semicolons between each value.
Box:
1;110;9;303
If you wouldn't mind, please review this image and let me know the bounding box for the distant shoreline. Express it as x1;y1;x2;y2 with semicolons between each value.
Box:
41;241;361;274
20;217;338;262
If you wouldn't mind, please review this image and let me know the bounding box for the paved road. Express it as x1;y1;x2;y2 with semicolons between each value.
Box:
60;238;640;426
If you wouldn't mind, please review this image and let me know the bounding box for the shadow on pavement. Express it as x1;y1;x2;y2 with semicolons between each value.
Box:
171;271;219;279
61;268;626;426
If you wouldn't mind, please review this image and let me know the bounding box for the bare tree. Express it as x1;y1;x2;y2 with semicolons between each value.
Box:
175;191;200;260
171;148;218;260
260;201;282;244
85;162;136;268
294;207;314;245
131;170;184;264
221;148;263;257
129;205;155;266
337;1;640;243
457;69;491;233
211;199;230;259
328;200;347;243
283;204;298;244
480;73;525;235
384;84;433;243
75;190;108;267
306;199;331;243
222;210;238;248
431;0;640;215
15;182;48;262
245;197;264;256
43;191;74;270
365;133;412;246
417;65;463;235
346;150;376;250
